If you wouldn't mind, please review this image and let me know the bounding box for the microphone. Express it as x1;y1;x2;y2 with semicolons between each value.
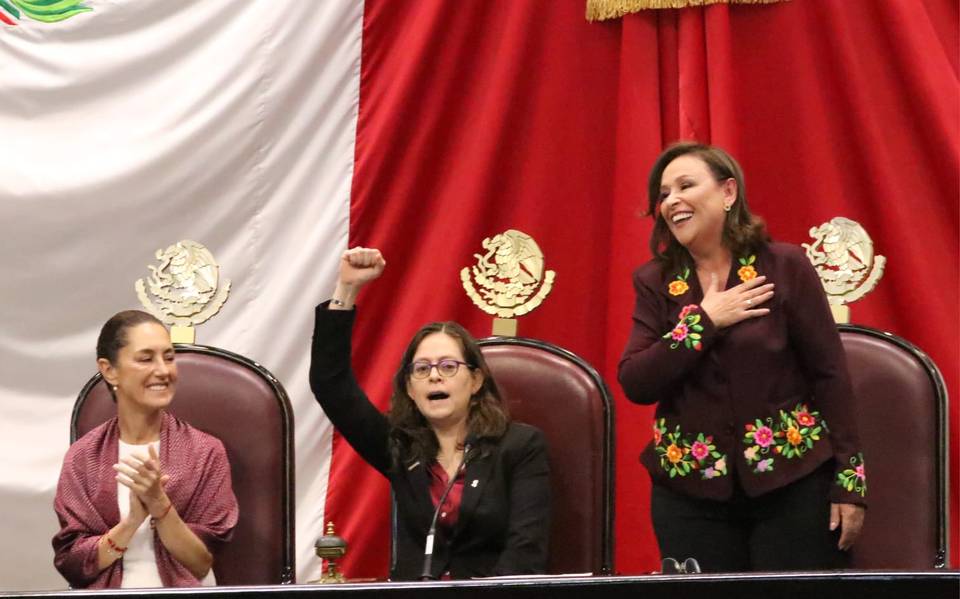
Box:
419;436;476;581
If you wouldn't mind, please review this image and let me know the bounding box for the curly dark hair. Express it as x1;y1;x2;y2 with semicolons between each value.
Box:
646;141;769;274
387;321;509;465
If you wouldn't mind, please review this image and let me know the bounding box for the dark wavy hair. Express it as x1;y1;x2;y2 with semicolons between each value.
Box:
647;142;769;274
96;310;165;401
387;321;509;465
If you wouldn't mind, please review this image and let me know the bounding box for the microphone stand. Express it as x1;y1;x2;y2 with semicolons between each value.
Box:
419;442;473;581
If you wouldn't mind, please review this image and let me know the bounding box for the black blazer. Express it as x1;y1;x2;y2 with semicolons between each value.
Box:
309;305;550;579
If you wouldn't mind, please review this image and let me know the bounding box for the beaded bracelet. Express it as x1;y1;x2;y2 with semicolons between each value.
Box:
155;502;173;520
103;536;126;558
149;502;173;529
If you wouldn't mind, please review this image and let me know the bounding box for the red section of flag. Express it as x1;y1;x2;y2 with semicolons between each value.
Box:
0;11;17;25
342;0;630;579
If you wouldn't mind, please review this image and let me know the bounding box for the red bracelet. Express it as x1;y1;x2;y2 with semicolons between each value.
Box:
104;536;126;554
150;502;173;528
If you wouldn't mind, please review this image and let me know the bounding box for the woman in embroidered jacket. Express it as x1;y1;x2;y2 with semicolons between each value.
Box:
619;142;866;572
53;310;238;588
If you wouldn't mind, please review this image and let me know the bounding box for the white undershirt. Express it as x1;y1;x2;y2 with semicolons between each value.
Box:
117;440;215;588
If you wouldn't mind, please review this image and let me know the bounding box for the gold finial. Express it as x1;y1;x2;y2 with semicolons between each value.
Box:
802;217;885;324
135;240;231;343
461;229;555;336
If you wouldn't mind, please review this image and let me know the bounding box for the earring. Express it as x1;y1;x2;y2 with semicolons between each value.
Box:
723;204;732;212
112;385;118;391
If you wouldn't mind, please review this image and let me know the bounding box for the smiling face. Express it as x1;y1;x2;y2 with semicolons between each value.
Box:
98;322;177;415
658;154;737;253
405;332;483;433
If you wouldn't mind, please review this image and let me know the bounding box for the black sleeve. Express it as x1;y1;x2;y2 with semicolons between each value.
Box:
309;303;391;474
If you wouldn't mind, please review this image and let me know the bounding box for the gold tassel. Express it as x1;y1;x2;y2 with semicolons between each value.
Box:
586;0;788;22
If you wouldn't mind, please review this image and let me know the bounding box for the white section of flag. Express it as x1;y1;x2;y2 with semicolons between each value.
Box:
0;0;362;588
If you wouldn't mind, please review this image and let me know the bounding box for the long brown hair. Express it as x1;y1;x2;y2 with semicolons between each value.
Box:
387;322;509;465
647;142;769;274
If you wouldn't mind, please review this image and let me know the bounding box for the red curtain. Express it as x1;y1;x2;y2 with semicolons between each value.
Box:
611;0;960;570
333;0;957;577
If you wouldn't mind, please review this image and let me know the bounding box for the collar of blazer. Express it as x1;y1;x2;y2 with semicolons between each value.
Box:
451;446;493;541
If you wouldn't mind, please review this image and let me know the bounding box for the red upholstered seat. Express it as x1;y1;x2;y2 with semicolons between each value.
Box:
73;344;296;585
839;324;948;569
477;337;614;575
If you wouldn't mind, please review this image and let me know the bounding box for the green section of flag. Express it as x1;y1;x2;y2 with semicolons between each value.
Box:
10;0;91;22
0;0;21;19
15;0;82;9
24;7;90;22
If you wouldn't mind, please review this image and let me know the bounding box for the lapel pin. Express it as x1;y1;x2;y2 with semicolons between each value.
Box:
471;479;479;488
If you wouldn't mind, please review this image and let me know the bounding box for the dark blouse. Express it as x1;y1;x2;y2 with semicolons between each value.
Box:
429;462;465;532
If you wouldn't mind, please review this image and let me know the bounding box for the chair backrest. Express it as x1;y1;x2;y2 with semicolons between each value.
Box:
839;324;949;569
73;344;296;585
478;337;615;575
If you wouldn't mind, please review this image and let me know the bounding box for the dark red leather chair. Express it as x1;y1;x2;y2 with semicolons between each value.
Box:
477;337;615;575
839;324;948;569
73;344;296;585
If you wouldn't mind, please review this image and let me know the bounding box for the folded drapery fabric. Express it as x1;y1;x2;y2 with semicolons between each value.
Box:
586;0;786;22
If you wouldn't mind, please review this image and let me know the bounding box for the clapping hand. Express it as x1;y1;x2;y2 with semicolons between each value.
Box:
113;444;171;521
126;486;149;526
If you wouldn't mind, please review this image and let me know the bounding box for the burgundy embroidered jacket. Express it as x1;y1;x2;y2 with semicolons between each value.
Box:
52;413;239;588
618;242;866;506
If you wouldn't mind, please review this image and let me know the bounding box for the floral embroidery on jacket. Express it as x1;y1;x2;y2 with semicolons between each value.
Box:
742;403;826;474
668;268;691;296
669;255;758;297
653;418;728;479
663;304;704;351
737;254;758;282
836;453;867;497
